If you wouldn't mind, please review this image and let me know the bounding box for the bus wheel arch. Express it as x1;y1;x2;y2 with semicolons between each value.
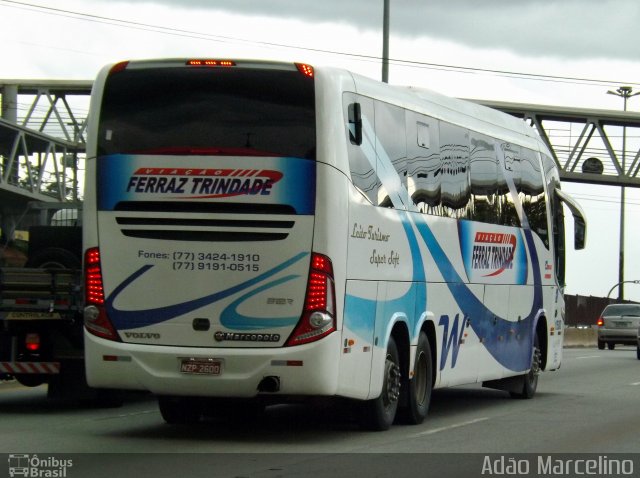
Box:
535;315;548;372
509;318;545;399
483;317;545;399
359;323;408;431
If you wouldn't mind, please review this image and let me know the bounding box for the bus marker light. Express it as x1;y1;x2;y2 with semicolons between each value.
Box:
271;360;303;367
103;355;131;362
186;59;236;67
295;63;314;78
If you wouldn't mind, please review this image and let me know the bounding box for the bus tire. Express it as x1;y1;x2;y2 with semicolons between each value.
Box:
400;331;432;424
510;334;541;399
359;336;401;431
158;396;203;424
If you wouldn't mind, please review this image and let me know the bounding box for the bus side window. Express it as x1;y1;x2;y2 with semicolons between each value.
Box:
407;112;442;215
497;143;521;227
374;101;407;209
521;149;549;248
469;132;498;224
439;122;470;219
344;95;379;205
551;188;566;285
348;103;362;145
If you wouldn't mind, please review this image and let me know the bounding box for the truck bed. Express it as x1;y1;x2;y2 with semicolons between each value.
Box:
0;267;82;319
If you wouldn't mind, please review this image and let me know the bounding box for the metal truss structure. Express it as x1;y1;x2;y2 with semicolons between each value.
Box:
471;99;640;188
1;80;91;204
2;80;640;211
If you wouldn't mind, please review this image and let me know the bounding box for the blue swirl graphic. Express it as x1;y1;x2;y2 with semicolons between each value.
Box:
106;252;308;330
219;275;301;330
413;216;542;372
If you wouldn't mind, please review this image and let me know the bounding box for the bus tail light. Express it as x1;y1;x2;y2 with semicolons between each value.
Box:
84;248;120;341
109;61;129;75
295;63;314;78
286;253;336;346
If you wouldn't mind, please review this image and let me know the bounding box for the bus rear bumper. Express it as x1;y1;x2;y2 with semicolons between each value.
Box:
84;331;341;398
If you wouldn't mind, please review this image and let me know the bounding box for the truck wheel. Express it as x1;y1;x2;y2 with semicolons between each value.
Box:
15;374;47;387
25;247;80;269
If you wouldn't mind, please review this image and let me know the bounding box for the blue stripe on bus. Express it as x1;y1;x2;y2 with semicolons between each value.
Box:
345;213;542;372
413;216;542;372
219;274;301;330
344;211;426;346
105;252;308;330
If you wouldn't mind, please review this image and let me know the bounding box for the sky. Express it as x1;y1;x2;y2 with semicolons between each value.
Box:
1;0;640;301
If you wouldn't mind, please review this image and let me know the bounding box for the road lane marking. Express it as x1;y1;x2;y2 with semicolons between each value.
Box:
630;382;640;386
89;409;158;421
575;355;601;360
411;416;489;437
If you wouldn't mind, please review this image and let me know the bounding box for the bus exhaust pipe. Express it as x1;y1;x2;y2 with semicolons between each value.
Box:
258;376;280;393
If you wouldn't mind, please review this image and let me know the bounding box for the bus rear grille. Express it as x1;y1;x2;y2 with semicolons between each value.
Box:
121;230;289;242
116;217;294;228
114;201;297;215
113;202;298;242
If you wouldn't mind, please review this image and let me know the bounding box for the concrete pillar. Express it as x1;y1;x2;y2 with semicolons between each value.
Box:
1;85;20;244
1;84;19;124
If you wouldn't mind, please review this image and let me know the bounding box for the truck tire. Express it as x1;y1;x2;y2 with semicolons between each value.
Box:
15;374;47;387
25;247;80;269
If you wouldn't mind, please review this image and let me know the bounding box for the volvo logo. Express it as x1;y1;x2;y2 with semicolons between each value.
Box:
124;332;161;340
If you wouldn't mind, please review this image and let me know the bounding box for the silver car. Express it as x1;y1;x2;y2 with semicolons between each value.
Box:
596;303;640;350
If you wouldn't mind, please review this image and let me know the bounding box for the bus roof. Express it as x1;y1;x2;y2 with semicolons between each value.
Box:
321;66;547;154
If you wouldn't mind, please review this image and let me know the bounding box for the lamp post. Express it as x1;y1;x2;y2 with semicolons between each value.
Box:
606;86;640;300
606;280;640;300
382;0;390;83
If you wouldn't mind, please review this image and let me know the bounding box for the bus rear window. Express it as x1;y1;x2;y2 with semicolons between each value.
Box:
97;67;316;159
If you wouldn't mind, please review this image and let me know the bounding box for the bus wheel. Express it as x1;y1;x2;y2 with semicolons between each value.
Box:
360;336;401;431
510;335;541;399
158;396;203;424
400;331;432;424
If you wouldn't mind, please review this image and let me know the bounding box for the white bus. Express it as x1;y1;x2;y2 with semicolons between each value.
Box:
83;59;586;430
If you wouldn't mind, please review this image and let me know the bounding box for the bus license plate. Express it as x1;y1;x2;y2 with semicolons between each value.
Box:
180;358;222;375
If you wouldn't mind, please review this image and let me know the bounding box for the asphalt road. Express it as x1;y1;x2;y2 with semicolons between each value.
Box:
1;347;639;477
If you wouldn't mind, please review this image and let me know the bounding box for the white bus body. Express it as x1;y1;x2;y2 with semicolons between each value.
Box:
83;59;586;429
